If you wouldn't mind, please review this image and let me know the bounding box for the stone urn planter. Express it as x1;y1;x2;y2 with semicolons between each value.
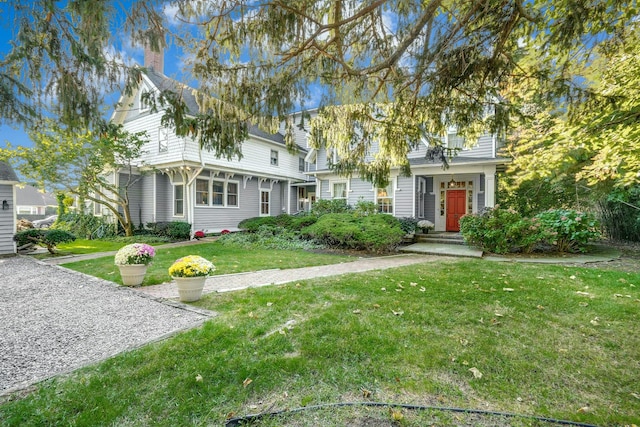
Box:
173;276;207;302
168;255;216;302
118;264;148;287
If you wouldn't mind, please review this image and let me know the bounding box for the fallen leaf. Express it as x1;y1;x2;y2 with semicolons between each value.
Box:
576;291;592;297
579;302;589;307
226;412;236;420
577;406;590;413
248;312;255;318
503;288;514;292
536;276;545;279
195;374;203;382
373;304;381;309
392;309;404;316
361;388;372;398
590;319;599;326
410;282;417;287
459;338;469;346
249;404;258;410
390;408;404;421
536;305;545;310
352;309;362;314
494;313;504;317
243;378;253;388
570;275;577;280
266;302;273;306
469;367;483;379
381;287;386;291
395;288;403;292
397;284;404;289
283;391;289;398
630;392;640;400
419;287;426;292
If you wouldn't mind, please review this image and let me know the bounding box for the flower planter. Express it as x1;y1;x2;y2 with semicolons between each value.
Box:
117;264;148;286
173;276;207;302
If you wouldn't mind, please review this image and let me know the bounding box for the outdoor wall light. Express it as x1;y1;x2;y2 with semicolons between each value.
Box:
2;200;8;210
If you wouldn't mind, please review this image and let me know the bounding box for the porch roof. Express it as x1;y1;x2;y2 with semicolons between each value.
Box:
408;156;510;167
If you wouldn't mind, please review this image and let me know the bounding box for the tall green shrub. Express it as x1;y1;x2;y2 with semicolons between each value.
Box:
535;209;600;253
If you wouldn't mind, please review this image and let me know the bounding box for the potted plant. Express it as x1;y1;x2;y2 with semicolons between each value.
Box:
417;220;435;234
168;255;216;302
114;243;156;286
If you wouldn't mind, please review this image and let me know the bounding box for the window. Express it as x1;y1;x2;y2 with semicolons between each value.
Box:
227;182;238;207
158;127;168;153
298;187;306;211
174;184;184;216
140;89;151;112
447;132;465;150
332;182;347;200
377;184;394;214
270;150;279;166
196;179;209;205
299;156;305;172
260;190;270;216
212;181;224;206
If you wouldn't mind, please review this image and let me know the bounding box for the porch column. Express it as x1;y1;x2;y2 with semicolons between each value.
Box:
484;172;496;208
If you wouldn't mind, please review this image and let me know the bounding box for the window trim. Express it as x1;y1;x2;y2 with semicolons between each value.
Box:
270;149;279;166
195;178;209;206
259;190;270;216
139;89;151;113
376;182;394;214
330;180;348;200
174;184;184;216
197;178;240;208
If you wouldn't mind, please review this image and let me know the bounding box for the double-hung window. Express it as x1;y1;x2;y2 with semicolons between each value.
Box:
227;182;238;207
377;183;394;214
270;150;279;166
196;179;209;206
212;181;224;206
174;184;184;216
332;181;347;200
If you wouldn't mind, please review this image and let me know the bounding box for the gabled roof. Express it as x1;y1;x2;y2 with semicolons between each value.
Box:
15;184;56;206
142;69;287;146
0;161;19;183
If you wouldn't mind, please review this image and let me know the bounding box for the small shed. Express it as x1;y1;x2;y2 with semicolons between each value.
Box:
0;161;19;256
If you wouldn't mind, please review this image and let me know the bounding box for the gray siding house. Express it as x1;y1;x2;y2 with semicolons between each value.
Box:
110;48;508;234
301;116;509;232
0;161;19;256
110;48;314;233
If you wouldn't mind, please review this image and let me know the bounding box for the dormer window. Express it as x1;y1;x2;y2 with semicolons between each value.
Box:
140;89;151;112
446;131;465;150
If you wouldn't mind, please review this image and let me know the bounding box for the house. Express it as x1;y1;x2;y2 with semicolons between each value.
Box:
15;184;57;219
111;47;508;234
110;47;314;233
305;120;509;232
0;161;19;256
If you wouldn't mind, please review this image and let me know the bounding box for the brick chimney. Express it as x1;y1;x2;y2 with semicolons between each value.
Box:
144;44;164;73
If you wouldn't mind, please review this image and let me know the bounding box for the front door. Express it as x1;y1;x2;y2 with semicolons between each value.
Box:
446;190;466;231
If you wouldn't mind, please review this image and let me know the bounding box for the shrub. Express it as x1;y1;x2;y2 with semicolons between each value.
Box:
289;214;318;230
535;209;600;253
398;217;418;234
353;199;378;217
460;207;549;254
301;213;404;253
146;221;192;240
237;216;277;232
311;199;352;216
218;226;323;251
14;229;76;254
54;213;116;239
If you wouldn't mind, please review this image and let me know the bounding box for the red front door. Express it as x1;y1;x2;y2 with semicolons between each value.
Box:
446;190;466;232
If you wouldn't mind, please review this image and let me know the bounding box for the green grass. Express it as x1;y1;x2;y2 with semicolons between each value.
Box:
1;260;638;426
61;241;355;286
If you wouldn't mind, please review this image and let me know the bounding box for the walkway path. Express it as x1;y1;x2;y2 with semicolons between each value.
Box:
138;254;446;299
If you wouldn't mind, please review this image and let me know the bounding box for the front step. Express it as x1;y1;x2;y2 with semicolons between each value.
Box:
416;232;466;245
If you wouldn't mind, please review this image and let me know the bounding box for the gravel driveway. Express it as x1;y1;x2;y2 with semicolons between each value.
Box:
0;256;213;396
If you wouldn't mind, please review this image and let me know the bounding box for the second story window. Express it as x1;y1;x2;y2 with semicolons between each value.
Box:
446;131;465;150
270;150;279;166
299;156;305;172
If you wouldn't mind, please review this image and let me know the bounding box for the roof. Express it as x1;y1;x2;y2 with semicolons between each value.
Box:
15;184;57;206
0;161;19;183
408;156;511;166
144;70;286;146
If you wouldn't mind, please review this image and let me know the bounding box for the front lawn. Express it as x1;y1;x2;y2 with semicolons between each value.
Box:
1;260;638;426
61;241;355;286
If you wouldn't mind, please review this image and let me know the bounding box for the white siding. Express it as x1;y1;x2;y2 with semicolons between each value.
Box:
394;176;413;217
0;184;16;255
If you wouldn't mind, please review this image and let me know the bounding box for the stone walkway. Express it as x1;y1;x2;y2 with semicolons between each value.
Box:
137;254;446;299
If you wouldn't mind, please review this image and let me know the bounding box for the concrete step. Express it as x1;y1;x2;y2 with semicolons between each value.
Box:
399;242;483;258
416;232;466;245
